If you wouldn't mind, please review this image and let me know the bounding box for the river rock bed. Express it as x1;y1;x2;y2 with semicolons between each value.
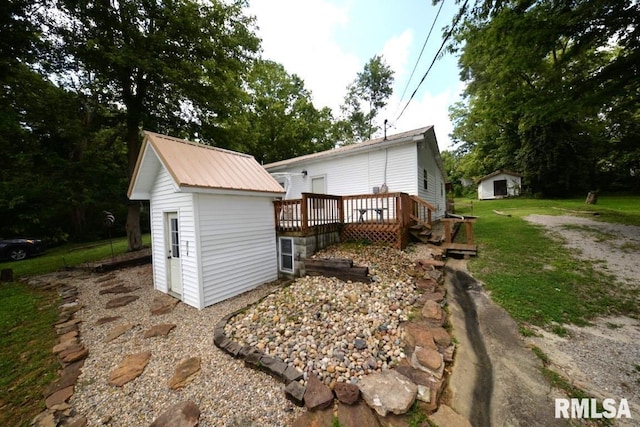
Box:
224;244;424;386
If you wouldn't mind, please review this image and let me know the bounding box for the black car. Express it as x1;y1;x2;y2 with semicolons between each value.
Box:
0;238;45;261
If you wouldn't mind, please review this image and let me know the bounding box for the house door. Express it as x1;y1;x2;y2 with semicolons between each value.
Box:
311;176;325;194
166;212;182;296
493;179;508;197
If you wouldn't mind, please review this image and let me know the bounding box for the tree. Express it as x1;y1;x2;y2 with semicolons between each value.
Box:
229;59;334;163
53;0;260;250
445;0;640;195
337;55;394;144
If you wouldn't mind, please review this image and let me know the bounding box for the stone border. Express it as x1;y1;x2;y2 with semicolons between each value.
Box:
214;255;472;425
29;273;95;427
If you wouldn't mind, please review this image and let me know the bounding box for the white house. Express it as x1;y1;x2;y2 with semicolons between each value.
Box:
264;126;448;219
128;132;285;309
477;170;523;200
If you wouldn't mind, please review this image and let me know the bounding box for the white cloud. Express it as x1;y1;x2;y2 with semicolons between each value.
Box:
381;29;413;81
248;0;360;112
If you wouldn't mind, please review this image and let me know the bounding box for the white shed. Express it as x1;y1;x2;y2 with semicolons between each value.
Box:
128;132;285;309
264;126;448;219
477;170;523;200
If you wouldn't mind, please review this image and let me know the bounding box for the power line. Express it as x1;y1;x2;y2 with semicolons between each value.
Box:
396;0;446;107
395;0;469;123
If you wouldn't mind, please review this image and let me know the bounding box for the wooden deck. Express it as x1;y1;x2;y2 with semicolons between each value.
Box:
274;192;435;249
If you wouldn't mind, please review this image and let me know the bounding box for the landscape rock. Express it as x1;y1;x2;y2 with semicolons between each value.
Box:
149;400;200;427
429;404;472;427
168;357;201;389
338;401;381;427
414;347;443;371
105;323;136;342
105;295;139;308
284;380;306;406
95;316;121;325
52;338;78;354
283;366;304;383
334;381;360;405
429;326;452;348
108;351;151;386
150;295;179;315
43;360;84;397
143;323;176;338
291;406;333;427
421;300;445;325
403;322;437;350
99;285;135;295
44;385;74;409
358;369;417;416
58;345;88;364
304;372;334;411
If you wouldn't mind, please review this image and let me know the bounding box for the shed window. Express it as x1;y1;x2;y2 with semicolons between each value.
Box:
423;169;428;190
279;237;294;273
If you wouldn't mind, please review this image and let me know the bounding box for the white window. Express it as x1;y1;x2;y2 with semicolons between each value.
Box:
279;237;294;273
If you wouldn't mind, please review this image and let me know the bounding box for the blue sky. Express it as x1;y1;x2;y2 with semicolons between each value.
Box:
248;0;465;150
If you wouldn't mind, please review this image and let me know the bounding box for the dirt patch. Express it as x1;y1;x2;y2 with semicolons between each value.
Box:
523;214;640;424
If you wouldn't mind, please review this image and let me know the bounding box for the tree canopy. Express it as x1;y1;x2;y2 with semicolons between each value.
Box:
445;0;640;196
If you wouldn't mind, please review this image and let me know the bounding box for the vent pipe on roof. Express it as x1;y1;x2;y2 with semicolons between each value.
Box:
384;119;388;140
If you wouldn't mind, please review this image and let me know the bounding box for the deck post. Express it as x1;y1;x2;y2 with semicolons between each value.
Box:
301;194;308;233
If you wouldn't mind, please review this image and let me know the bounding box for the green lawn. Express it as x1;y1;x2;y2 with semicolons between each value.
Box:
454;195;640;329
0;234;150;426
0;234;151;278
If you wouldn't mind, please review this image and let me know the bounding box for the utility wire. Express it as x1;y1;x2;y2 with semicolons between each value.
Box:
396;0;446;107
395;0;469;123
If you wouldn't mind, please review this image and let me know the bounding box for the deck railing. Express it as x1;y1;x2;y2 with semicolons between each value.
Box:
274;192;433;232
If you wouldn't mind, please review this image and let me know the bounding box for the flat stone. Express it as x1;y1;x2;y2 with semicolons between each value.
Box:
99;285;135;295
418;259;445;268
105;323;136;342
44;385;73;409
65;416;88;427
415;277;438;292
442;344;455;363
259;355;288;379
58;330;79;342
418;291;446;303
56;323;80;335
337;401;380;426
44;359;84;397
54;318;82;330
32;410;56;427
291;406;333;427
59;345;88;364
105;295;139;309
283;366;304;383
168;357;201;389
244;349;263;369
221;340;242;358
95;316;122;325
334;382;360;405
150;400;200;427
108;351;151;387
285;380;306;407
429;326;452;348
403;322;436;350
95;274;117;283
150;295;179;315
411;349;445;379
421;300;444;325
415;347;443;371
304;372;334;411
358;369;417;417
429;404;472;427
53;338;78;354
143;324;176;338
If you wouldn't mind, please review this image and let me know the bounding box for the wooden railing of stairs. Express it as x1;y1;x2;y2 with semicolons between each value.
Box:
408;195;441;244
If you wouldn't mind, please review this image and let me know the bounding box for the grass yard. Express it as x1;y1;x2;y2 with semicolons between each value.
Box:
0;234;150;426
454;195;640;330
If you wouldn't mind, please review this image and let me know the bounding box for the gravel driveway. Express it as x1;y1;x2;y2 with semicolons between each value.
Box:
523;214;640;425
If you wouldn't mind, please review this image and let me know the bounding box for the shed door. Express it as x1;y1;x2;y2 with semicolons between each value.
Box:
493;179;508;197
166;212;183;296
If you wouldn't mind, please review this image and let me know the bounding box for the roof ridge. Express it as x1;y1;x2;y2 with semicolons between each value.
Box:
144;131;254;159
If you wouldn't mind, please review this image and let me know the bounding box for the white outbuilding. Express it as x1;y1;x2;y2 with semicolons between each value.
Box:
477;170;523;200
128;131;285;309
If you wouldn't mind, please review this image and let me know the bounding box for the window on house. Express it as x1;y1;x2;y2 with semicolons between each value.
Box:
279;237;294;273
423;169;428;190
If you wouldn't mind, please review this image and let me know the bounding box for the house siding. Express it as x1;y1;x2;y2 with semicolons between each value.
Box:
149;167;200;308
417;137;446;219
197;194;278;307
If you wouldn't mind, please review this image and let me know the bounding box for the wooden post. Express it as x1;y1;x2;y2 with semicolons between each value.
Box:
444;221;452;243
301;194;309;233
465;221;474;245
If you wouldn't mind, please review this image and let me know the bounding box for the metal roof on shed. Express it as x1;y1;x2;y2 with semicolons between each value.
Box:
128;132;285;199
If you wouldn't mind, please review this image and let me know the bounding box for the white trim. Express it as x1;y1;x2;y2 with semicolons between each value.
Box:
178;186;284;198
193;193;205;309
279;237;294;273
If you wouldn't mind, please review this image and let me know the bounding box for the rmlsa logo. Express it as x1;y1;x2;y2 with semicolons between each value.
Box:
555;398;632;419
